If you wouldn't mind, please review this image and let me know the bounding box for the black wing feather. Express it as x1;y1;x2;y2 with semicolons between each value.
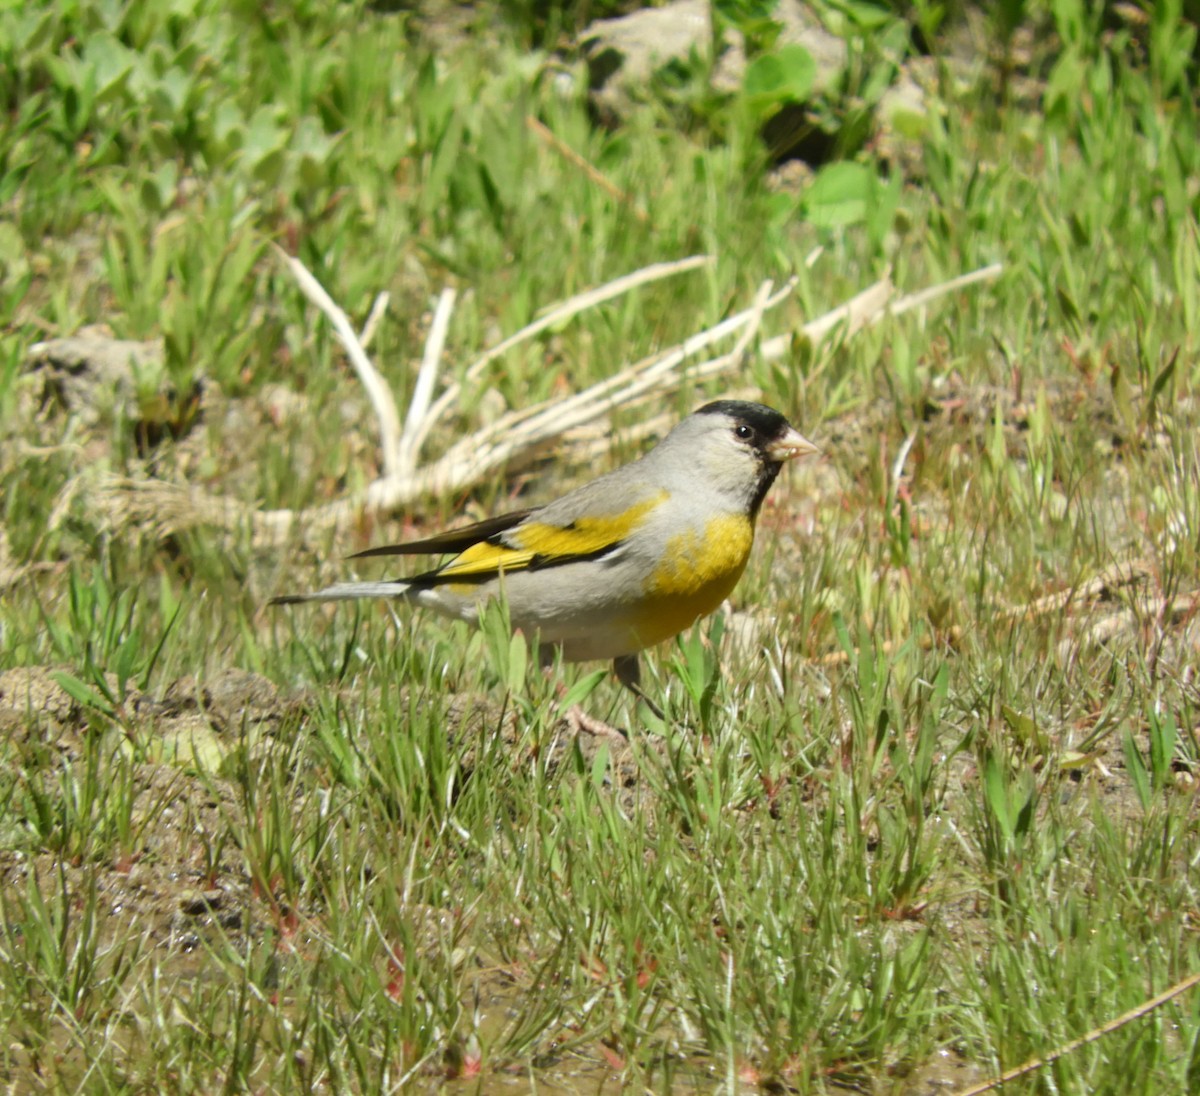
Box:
347;509;534;560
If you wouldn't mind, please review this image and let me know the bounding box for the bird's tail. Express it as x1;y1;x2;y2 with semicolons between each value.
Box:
270;581;412;606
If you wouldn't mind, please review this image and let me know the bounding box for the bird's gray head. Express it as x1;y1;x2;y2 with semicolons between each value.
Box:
658;400;819;517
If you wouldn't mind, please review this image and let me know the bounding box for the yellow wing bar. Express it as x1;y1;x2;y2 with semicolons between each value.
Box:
432;491;667;580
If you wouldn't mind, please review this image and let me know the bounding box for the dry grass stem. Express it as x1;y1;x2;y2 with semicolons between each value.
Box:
954;970;1200;1096
1001;559;1152;621
890;262;1005;318
399;286;456;474
526;114;648;220
417;254;714;439
91;260;1002;544
359;291;390;350
727;279;776;374
275;246;405;480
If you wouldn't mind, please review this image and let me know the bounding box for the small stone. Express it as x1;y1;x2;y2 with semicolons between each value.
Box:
179;889;224;916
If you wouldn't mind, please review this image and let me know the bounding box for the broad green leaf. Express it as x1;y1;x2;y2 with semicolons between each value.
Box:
51;671;116;719
561;669;608;710
984;753;1014;841
85;34;135;103
1148;710;1176;790
506;631;528;692
803;162;875;228
1122;730;1152;811
1002;703;1048;754
744;44;816;106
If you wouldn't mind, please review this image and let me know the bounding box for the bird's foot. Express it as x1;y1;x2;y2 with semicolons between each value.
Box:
564;705;629;742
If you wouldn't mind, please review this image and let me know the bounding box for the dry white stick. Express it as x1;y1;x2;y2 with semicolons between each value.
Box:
94;271;871;540
538;260;993;425
429;276;803;470
890;262;1004;317
726;279;775;373
797;269;896;345
360;291;390;350
93;261;1004;544
418;254;715;441
276;247;404;480
399;287;456;474
404;273;825;493
891;430;918;494
954;970;1200;1096
464;254;713;384
571;276;801;409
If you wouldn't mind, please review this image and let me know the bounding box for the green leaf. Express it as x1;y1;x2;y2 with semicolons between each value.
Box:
832;611;855;661
1122;730;1152;811
1013;770;1036;837
242;105;287;174
828;0;895;31
1148;710;1176;791
743;44;816;107
803;162;876;228
714;0;780;27
561;669;608;710
51;671;116;720
1147;346;1179;426
479;597;513;684
506;631;528;693
1187;1021;1200;1094
983;753;1014;841
84;34;135;104
139;160;179;213
1002;703;1048;755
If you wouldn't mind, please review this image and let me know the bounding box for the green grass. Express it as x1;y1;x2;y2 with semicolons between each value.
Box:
3;0;1200;1090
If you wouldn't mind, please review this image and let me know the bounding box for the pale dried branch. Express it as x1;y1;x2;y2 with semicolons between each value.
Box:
276;247;404;479
465;255;713;385
891;261;1004;317
359;291;390;350
418;276;805;483
890;430;918;496
1000;559;1153;621
726;279;775;374
91;259;1003;545
418;254;715;444
799;269;895;344
399;287;456;474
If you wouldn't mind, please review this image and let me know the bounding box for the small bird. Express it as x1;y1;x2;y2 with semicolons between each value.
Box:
272;400;818;706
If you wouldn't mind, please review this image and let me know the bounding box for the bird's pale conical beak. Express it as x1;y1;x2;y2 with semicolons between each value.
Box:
767;427;821;463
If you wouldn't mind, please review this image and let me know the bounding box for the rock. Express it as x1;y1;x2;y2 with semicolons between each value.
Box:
27;325;165;423
581;0;847;125
160;668;283;732
0;665;81;730
179;888;226;915
710;0;847;99
26;324;203;446
155;712;228;770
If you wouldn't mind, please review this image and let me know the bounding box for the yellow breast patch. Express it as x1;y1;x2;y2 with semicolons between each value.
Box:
633;513;755;647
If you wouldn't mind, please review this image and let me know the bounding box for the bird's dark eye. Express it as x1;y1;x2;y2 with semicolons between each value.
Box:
735;423;754;440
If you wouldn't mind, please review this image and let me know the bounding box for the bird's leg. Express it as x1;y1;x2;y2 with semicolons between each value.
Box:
613;655;665;721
